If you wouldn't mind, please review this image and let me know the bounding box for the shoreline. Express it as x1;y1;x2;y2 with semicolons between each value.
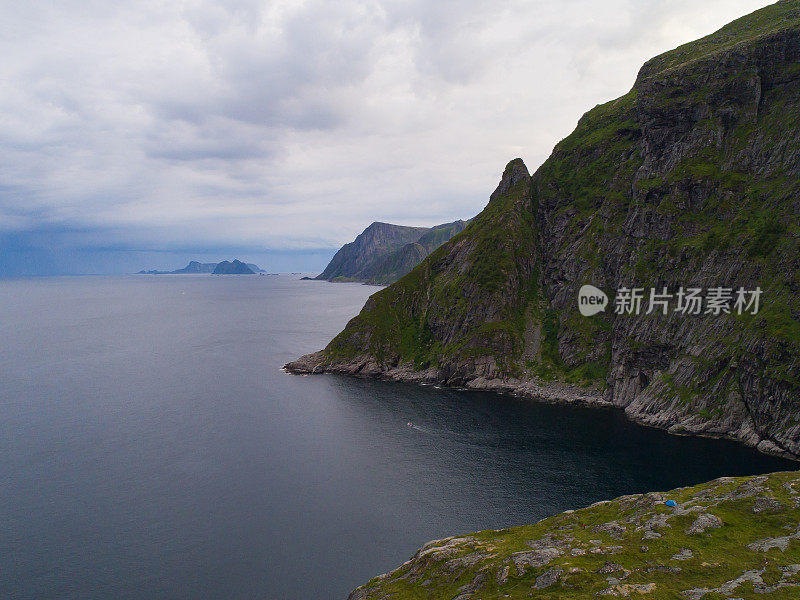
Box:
283;351;608;407
284;352;800;462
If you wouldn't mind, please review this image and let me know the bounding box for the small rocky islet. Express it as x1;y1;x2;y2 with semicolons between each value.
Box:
211;259;256;275
137;259;263;275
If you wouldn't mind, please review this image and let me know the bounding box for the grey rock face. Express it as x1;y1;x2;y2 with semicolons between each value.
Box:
686;513;723;535
317;222;429;282
511;547;562;574
534;567;563;589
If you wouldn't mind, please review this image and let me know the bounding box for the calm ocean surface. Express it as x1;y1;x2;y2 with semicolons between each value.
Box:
0;275;794;599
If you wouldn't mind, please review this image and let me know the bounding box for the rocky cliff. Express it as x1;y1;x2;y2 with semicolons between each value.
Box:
348;471;800;599
287;1;800;458
316;220;468;284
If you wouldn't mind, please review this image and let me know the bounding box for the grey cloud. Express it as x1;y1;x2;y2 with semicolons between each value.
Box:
148;1;392;129
0;0;774;270
143;118;277;162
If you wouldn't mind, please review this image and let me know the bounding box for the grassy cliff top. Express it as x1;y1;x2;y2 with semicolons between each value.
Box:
350;471;800;599
639;0;800;79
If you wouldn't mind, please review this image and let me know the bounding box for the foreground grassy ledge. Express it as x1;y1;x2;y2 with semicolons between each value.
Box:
349;471;800;599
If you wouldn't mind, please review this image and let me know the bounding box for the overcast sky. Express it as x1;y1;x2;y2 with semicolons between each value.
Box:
0;0;772;275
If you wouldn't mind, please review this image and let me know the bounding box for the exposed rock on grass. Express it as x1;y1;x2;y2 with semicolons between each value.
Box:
347;471;800;600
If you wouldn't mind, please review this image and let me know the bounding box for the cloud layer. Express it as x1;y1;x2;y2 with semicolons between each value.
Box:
0;0;772;272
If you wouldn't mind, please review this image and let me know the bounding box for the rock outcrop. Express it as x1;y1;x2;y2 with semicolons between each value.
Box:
287;1;800;458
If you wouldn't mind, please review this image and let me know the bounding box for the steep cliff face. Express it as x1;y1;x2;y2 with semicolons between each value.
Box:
288;1;800;457
316;220;468;284
348;471;800;600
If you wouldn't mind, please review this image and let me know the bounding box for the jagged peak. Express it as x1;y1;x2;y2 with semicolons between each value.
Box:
504;157;528;176
490;158;530;202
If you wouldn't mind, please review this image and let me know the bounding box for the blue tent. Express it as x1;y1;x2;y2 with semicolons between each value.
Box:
665;499;677;507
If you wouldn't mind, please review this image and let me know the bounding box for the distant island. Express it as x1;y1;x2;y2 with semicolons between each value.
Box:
313;219;468;285
137;260;264;275
212;259;255;275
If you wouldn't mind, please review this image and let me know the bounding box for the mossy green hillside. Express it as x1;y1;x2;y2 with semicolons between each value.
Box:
639;0;800;78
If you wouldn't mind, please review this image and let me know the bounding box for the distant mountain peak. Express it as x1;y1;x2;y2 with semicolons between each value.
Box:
315;219;468;284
